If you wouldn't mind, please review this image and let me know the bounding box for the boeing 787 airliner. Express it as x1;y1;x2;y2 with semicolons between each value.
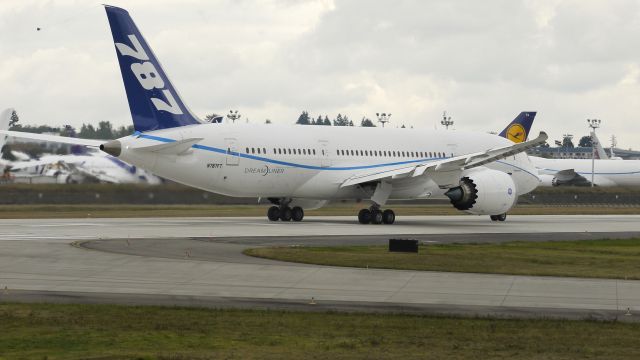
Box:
1;5;547;224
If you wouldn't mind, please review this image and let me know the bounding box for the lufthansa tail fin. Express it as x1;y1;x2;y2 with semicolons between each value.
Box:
498;112;536;143
104;5;202;132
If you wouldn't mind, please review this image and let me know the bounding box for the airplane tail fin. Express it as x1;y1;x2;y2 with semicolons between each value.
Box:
104;5;202;133
0;108;14;153
498;112;536;143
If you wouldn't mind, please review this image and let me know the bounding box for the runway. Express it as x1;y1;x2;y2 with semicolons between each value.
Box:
1;215;640;320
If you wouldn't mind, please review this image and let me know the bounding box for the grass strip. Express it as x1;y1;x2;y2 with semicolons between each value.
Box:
245;238;640;279
1;303;639;359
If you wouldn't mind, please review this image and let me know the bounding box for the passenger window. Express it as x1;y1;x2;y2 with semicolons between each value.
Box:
251;148;255;154
246;147;249;153
313;149;316;155
257;148;261;154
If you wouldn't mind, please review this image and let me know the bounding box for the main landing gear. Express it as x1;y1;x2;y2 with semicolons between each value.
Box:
358;207;395;225
267;205;304;222
489;213;507;222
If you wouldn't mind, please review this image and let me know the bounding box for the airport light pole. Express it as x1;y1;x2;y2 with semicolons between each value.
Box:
227;110;241;123
441;111;454;130
376;113;391;128
587;118;601;187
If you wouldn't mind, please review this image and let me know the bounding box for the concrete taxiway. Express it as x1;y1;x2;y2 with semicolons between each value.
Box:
1;215;640;320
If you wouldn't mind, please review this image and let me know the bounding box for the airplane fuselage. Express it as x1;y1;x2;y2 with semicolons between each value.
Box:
115;123;541;202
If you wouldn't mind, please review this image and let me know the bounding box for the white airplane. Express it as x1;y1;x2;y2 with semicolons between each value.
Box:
498;114;640;187
0;108;162;184
1;5;547;223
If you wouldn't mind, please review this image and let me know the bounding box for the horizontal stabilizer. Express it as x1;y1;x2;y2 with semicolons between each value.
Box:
0;130;103;147
131;137;203;154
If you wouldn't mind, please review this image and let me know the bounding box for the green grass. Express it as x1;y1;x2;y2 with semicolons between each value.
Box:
0;303;639;359
245;238;640;279
0;204;639;218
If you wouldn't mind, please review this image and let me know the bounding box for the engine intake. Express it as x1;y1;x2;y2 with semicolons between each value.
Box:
445;169;517;215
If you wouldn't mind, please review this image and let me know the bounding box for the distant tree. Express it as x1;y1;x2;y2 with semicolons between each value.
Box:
59;125;76;137
323;115;331;126
10;124;63;133
265;119;272;124
360;117;376;127
401;124;406;128
95;121;114;139
578;135;592;147
333;113;353;126
296;111;311;125
9;110;19;127
79;124;97;139
562;136;575;148
114;125;135;138
314;115;323;126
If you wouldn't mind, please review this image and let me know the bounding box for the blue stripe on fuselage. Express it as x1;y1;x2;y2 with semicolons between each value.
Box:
134;132;539;178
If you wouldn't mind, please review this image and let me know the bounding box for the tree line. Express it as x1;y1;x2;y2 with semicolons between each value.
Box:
8;110;134;140
294;111;377;127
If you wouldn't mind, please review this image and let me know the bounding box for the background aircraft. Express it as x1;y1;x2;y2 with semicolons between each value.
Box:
0;108;161;184
499;113;640;187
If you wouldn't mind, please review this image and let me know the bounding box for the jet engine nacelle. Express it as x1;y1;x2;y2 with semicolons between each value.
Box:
539;174;560;187
445;169;517;215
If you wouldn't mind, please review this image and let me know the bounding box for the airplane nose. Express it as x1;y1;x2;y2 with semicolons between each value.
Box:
100;140;122;157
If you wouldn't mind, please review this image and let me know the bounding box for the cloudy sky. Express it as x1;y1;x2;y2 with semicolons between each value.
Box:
1;0;639;148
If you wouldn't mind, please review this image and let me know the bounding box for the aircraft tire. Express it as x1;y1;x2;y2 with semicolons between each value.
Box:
267;206;280;221
280;207;293;221
370;210;383;224
291;206;304;222
497;213;507;222
382;209;395;224
358;209;371;224
490;215;499;221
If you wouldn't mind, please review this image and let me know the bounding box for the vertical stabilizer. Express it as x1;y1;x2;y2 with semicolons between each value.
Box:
498;112;536;143
0;108;14;152
104;5;202;132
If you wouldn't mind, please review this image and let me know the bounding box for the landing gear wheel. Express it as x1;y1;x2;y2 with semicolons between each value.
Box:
370;210;383;224
291;206;304;222
490;214;507;222
382;209;395;224
358;209;372;224
267;206;280;221
280;207;293;221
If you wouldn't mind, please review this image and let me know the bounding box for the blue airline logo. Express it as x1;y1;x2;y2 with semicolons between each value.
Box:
115;35;183;115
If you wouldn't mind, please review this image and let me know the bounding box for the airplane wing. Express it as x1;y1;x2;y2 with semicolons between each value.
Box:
0;130;103;147
341;131;548;188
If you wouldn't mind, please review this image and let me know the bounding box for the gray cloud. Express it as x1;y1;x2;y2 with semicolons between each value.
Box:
1;0;639;147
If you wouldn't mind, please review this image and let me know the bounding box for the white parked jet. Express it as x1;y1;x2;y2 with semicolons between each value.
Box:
498;114;640;187
1;5;547;223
